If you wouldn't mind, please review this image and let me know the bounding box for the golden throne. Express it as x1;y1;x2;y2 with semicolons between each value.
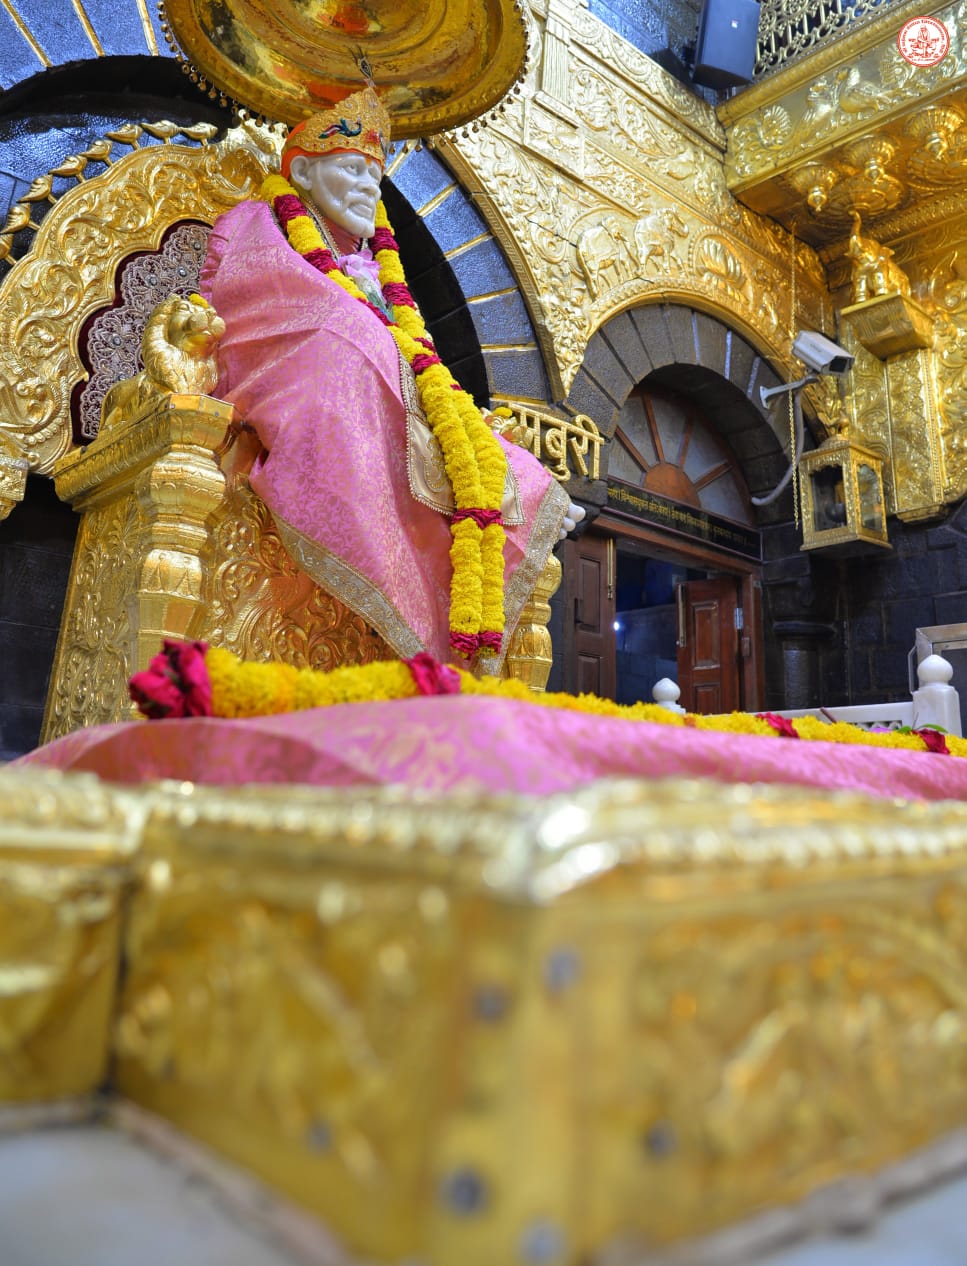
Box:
0;120;557;745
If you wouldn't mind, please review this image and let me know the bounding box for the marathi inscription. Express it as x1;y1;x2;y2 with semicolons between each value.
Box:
607;481;760;560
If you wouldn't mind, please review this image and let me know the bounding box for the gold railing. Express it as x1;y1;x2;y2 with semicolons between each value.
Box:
754;0;896;76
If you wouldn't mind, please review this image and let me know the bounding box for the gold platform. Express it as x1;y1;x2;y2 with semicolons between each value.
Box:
5;763;967;1265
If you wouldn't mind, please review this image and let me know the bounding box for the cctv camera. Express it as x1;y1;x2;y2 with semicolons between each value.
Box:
792;330;854;376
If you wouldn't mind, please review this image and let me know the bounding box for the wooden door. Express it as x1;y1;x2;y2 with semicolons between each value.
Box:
562;533;616;699
676;577;740;714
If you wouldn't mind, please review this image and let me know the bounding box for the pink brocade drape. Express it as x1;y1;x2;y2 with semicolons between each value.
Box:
199;200;567;664
17;698;967;803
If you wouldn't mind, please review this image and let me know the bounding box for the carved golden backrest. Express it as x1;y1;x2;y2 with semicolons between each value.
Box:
0;122;555;743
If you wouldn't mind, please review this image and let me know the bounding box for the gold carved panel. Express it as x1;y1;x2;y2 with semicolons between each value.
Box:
27;770;967;1263
924;241;967;500
0;121;277;477
41;492;143;742
887;349;948;519
442;4;828;395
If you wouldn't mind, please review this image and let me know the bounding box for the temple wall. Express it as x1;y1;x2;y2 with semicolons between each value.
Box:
0;478;75;759
443;0;829;402
763;504;967;712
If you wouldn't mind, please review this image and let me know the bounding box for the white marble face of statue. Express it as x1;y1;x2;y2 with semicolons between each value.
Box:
289;150;384;241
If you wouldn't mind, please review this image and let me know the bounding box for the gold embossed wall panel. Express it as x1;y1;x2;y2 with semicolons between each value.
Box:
887;350;948;519
910;232;967;502
835;328;895;510
442;2;829;399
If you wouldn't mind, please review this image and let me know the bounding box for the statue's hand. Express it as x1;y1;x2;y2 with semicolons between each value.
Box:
559;500;586;540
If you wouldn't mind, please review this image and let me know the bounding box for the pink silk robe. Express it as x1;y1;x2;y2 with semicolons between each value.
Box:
200;200;568;665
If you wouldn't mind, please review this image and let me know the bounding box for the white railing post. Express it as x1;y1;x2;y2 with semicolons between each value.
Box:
652;678;686;714
912;654;963;738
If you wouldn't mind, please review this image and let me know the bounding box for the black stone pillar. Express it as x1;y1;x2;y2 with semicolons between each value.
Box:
773;620;836;710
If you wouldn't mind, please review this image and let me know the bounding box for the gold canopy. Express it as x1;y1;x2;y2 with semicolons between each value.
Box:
160;0;530;136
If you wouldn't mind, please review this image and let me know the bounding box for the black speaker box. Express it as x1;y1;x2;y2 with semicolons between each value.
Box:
692;0;760;89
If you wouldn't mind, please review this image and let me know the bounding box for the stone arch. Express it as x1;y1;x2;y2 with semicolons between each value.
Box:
566;303;795;511
385;145;551;406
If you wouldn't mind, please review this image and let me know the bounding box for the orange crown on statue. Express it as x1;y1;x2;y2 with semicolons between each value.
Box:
281;86;391;177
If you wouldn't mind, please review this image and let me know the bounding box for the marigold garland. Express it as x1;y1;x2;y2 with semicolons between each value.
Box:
260;174;507;659
130;642;967;761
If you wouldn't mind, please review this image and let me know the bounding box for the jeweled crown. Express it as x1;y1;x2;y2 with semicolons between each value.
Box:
283;86;391;169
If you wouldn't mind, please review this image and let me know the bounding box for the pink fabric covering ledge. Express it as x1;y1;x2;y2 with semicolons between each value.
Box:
15;696;967;803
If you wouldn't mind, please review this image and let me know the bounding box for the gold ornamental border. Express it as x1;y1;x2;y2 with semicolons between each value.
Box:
5;765;966;896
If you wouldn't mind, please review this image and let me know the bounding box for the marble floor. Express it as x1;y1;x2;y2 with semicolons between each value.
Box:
0;1124;306;1266
2;1118;966;1266
753;1180;967;1266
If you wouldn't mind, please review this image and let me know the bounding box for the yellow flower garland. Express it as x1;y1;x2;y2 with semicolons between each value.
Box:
261;174;508;658
202;646;967;759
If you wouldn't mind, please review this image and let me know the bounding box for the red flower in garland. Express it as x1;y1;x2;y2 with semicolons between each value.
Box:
405;652;462;697
129;640;213;719
756;712;800;738
914;728;950;755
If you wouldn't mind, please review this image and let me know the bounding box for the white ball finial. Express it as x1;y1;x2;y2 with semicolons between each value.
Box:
918;653;954;687
652;678;686;713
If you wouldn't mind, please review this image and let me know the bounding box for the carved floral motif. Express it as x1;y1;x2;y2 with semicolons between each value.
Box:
447;11;827;393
